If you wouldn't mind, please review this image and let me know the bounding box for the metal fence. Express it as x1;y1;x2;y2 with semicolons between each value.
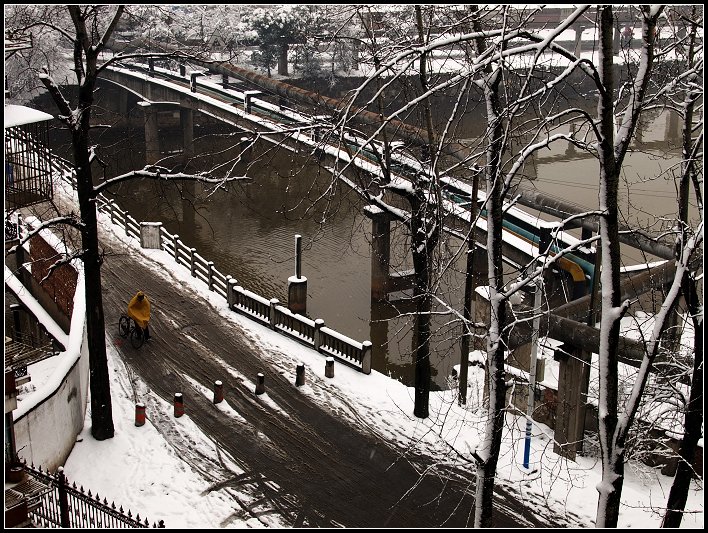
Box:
20;462;164;528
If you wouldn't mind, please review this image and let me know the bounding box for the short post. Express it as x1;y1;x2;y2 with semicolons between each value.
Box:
207;261;214;291
325;357;335;378
213;380;223;404
173;234;180;262
135;403;146;426
227;277;237;308
313;319;325;351
109;200;116;224
361;341;372;375
255;373;266;395
123;212;130;237
190;72;199;93
295;363;306;386
148;57;155;75
174;393;184;418
189;247;197;277
58;467;70;527
221;73;229;88
269;298;279;330
296;234;302;278
179;64;186;77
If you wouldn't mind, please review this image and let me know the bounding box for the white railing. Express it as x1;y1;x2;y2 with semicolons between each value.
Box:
52;155;372;374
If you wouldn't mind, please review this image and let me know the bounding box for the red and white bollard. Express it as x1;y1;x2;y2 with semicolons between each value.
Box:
174;393;184;418
135;402;146;427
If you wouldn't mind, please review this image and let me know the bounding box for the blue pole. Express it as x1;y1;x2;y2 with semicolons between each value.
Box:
522;274;543;470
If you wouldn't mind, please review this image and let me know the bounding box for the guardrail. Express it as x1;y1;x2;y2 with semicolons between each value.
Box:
49;152;372;374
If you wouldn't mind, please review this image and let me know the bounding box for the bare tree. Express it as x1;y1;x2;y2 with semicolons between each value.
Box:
5;5;248;440
316;4;702;527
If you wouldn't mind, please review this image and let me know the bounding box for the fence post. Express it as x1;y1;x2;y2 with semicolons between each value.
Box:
173;234;180;262
314;319;324;352
124;212;130;237
361;341;372;375
207;261;214;291
58;466;70;527
325;357;335;378
269;298;279;330
109;200;116;224
189;248;197;277
227;277;237;308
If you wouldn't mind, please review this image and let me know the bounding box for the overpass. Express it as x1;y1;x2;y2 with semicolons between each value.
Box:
97;60;677;360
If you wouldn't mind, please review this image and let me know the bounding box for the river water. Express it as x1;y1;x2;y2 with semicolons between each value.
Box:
36;89;687;389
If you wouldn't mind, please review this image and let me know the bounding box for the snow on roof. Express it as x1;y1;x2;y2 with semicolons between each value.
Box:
4;104;54;129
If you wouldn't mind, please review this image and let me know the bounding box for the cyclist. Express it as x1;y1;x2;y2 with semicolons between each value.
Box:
127;290;151;340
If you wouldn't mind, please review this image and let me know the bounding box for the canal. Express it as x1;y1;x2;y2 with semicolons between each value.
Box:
34;85;686;390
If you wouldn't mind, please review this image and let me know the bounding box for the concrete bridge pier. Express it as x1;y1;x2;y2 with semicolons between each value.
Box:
666;109;680;140
180;102;196;228
574;25;585;56
365;205;391;302
139;102;160;165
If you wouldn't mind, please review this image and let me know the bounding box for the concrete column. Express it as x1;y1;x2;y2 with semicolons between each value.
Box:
553;345;591;461
287;235;307;314
613;27;621;55
118;90;129;126
366;206;391;302
665;109;679;141
140;102;160;165
180;104;195;228
180;106;194;167
574;26;585;56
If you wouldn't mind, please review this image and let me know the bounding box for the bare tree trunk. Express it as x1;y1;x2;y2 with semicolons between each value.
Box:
595;8;625;526
278;42;289;76
662;12;703;523
473;63;506;529
662;276;703;527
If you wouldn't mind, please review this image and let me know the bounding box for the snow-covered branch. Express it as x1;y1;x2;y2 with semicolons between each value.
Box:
92;167;251;196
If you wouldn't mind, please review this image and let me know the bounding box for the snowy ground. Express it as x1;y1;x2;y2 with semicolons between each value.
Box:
46;203;702;529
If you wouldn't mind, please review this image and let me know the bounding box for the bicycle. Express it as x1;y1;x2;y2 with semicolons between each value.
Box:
118;313;146;349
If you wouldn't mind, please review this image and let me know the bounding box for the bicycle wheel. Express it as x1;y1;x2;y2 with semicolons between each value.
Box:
119;315;130;338
130;326;145;349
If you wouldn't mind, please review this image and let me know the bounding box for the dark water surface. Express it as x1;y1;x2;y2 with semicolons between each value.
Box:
39;93;685;389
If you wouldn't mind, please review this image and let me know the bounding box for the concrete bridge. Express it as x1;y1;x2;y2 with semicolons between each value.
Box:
98;60;678;460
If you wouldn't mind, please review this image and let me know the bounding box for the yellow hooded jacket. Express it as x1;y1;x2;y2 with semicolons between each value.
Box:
127;291;151;329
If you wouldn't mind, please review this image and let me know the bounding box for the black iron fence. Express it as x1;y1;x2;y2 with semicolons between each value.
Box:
20;461;164;528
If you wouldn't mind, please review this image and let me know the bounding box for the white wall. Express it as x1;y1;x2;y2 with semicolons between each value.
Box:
10;220;89;471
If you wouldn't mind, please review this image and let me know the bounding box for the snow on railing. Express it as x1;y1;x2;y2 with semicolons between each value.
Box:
42;110;373;375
